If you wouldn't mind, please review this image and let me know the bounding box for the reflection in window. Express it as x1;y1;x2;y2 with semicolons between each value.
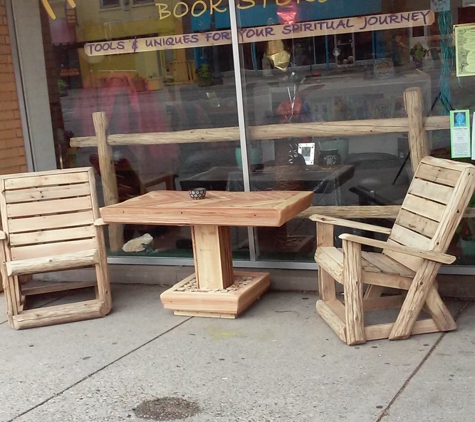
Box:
100;0;121;8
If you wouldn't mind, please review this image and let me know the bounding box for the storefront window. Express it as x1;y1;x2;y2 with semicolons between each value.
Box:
33;0;475;267
40;0;247;260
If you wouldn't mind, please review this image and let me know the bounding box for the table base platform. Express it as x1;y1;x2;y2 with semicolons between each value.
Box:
160;271;270;318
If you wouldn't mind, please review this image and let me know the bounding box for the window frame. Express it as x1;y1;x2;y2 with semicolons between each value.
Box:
100;0;121;9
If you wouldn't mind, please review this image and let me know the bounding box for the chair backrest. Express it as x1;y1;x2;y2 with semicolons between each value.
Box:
0;168;100;262
384;156;475;271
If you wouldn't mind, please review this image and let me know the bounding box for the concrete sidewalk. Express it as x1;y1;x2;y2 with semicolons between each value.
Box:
0;285;474;422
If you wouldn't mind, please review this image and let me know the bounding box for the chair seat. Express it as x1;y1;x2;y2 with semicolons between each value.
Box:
315;247;415;283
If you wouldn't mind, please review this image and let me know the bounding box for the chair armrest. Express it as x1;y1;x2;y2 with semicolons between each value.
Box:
94;218;107;226
339;234;455;265
310;214;391;235
0;230;7;240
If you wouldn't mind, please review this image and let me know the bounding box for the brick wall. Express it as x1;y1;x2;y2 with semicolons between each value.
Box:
0;0;27;175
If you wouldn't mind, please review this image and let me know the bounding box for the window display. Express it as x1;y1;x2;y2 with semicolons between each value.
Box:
24;0;475;266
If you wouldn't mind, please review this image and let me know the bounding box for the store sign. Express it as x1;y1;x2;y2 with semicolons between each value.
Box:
156;0;328;20
84;10;434;57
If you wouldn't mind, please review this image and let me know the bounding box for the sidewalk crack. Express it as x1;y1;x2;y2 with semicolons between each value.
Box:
376;301;472;421
8;317;193;422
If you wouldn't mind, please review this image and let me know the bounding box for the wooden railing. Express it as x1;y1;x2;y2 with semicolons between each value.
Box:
71;87;459;251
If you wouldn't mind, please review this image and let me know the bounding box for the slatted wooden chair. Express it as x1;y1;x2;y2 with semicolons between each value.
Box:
0;168;112;330
312;156;475;345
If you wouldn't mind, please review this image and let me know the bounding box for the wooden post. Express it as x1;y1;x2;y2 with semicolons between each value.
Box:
191;225;234;290
342;240;365;345
316;222;336;301
404;87;430;172
92;112;123;252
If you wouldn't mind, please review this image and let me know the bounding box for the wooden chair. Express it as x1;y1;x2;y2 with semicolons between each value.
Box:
0;168;112;330
312;156;475;345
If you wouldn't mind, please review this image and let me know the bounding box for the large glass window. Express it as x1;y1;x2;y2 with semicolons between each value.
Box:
36;0;475;267
234;0;475;264
40;0;248;260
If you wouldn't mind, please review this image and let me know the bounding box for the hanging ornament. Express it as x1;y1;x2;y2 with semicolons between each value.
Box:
266;39;290;71
276;3;300;25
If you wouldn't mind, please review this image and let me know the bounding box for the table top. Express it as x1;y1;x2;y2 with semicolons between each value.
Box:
101;190;313;227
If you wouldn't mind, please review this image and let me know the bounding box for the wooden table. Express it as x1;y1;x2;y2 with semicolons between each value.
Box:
101;190;313;318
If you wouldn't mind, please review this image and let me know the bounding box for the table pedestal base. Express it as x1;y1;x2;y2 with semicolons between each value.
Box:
160;271;270;318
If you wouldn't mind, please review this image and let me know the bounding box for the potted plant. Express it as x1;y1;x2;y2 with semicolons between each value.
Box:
196;63;212;87
58;79;68;97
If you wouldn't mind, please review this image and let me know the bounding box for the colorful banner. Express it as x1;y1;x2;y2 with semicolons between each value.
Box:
84;10;434;57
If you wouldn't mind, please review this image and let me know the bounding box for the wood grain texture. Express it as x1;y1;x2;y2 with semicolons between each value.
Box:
21;281;98;296
314;247;343;281
416;162;461;187
395;209;439;239
316;222;336;301
400;194;446;222
93;112;123;252
6;249;98;277
339;234;455;264
408;179;453;205
424;285;457;332
301;205;475;219
5;183;91;203
316;300;346;343
3;170;89;190
404;88;429;172
101;191;313;227
192;225;233;290
8;211;95;233
12;300;107;330
70;115;450;148
365;319;440;341
0;168;112;330
342;240;365;345
160;271;270;318
310;214;391;234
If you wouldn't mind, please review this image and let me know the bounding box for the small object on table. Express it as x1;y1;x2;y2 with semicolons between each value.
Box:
189;187;206;200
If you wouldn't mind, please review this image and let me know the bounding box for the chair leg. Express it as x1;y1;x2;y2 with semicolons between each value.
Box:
343;240;365;345
390;261;440;340
318;269;336;301
94;226;112;315
316;222;337;302
424;284;456;332
1;264;18;328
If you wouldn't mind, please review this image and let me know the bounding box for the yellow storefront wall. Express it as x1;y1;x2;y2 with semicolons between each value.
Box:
51;1;187;87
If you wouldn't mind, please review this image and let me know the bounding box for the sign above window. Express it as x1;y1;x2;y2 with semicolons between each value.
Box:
84;10;435;57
